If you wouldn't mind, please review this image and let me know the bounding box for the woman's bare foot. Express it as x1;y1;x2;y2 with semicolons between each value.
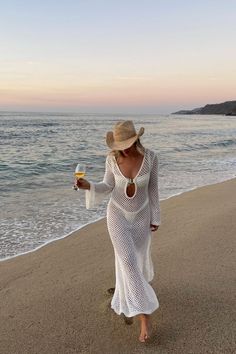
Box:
107;287;115;295
122;314;133;325
139;314;151;342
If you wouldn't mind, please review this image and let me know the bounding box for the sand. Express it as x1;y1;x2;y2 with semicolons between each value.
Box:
0;178;235;354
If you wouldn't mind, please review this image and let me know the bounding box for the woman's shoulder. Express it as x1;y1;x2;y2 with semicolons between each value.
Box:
106;153;116;166
145;148;158;161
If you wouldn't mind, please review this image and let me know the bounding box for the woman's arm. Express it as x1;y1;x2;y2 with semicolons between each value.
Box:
84;156;115;209
148;153;161;228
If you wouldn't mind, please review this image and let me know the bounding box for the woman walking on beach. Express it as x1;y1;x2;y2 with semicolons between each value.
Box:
75;120;161;342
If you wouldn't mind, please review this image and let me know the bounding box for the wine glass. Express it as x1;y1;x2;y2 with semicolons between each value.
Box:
74;163;86;190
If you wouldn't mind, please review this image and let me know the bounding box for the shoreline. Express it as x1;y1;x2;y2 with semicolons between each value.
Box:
1;175;235;263
0;216;105;263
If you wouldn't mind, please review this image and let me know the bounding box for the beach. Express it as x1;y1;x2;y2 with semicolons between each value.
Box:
0;178;235;354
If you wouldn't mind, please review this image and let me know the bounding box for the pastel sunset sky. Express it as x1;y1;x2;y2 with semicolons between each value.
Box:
1;0;235;113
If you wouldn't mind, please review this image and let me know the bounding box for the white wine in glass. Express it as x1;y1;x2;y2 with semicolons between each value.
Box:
74;163;86;190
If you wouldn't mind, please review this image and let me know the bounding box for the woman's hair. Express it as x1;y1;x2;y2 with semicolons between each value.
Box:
109;138;145;159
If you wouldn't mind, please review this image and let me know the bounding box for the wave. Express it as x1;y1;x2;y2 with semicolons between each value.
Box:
174;138;236;152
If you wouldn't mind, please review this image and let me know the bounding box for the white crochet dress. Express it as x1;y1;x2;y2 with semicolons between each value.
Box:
86;148;161;317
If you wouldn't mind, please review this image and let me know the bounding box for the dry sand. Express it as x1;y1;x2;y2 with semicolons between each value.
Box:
0;179;235;354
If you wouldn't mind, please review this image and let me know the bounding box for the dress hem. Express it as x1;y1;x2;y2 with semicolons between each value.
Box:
110;303;159;318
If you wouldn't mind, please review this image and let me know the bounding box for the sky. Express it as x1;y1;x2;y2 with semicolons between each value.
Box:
0;0;236;114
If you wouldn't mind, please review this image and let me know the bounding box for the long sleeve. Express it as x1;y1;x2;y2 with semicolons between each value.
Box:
85;156;115;209
148;153;161;225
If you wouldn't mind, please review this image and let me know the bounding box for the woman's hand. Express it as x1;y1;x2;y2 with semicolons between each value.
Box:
74;178;90;190
150;224;159;232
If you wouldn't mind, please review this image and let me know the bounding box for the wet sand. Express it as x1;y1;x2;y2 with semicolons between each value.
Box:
0;178;235;353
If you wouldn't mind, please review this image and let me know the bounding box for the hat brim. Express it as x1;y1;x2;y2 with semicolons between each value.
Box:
106;127;144;150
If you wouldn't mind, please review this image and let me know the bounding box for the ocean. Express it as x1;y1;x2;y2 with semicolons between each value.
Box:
0;112;235;261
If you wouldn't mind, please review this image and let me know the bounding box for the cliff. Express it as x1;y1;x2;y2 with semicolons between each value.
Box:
172;100;236;115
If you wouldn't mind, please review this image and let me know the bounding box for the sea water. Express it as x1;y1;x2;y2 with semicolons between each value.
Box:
0;112;235;260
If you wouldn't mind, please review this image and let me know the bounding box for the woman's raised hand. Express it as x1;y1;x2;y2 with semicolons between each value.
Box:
74;178;90;190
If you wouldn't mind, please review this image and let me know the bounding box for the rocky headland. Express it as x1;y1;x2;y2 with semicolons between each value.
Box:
173;100;236;115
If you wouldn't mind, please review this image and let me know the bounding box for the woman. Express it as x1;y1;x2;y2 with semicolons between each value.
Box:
75;120;161;342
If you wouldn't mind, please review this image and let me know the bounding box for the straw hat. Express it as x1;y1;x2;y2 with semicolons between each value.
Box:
106;120;144;150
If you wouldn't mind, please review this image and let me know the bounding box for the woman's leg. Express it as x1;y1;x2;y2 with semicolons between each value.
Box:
138;314;151;342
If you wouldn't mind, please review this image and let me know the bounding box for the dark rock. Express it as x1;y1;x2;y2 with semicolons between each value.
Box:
172;100;236;115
